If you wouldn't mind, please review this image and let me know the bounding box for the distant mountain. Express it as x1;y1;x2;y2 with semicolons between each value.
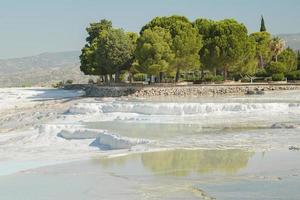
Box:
278;33;300;50
0;51;80;74
0;51;96;87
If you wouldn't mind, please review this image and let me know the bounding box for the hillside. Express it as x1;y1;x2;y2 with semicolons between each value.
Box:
278;33;300;50
0;51;96;87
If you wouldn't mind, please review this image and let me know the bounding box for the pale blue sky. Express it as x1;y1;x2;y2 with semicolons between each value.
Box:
0;0;299;59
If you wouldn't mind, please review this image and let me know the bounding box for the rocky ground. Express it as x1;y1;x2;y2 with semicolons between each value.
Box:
67;83;300;97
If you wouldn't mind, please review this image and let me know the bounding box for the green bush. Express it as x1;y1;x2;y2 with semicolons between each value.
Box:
203;74;213;82
66;80;73;85
133;73;146;81
203;74;224;83
119;73;127;82
297;71;300;80
272;73;285;81
212;75;224;82
266;62;286;75
255;68;267;77
286;71;298;80
52;81;64;88
241;76;251;83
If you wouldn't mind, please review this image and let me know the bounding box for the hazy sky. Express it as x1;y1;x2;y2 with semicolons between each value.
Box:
0;0;300;59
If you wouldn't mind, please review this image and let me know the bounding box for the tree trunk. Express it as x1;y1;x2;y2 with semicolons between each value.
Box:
109;74;113;82
175;67;180;82
159;72;164;83
104;75;108;83
115;71;120;83
200;68;204;81
259;53;264;68
129;73;133;83
223;65;228;81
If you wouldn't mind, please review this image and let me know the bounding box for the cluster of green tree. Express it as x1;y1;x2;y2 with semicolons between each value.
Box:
80;16;300;83
80;19;138;82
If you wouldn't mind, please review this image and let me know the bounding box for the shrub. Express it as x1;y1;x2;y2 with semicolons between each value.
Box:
272;73;285;81
285;70;300;81
241;76;251;83
133;73;146;81
212;75;224;82
21;83;31;87
119;73;127;82
52;81;64;88
286;71;298;80
297;71;300;80
266;62;286;75
65;80;73;85
255;68;267;77
203;74;213;82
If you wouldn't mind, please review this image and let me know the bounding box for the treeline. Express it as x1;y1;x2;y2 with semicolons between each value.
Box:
80;16;300;83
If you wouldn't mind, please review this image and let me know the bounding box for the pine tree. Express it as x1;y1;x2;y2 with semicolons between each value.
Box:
260;16;267;32
297;50;300;70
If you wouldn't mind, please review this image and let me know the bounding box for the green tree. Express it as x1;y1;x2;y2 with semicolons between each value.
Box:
198;19;253;80
140;15;202;82
193;19;217;77
278;47;297;73
135;27;174;81
297;50;300;70
80;44;106;76
86;19;112;44
95;28;136;82
266;61;286;75
80;19;136;82
230;36;257;78
250;32;272;68
80;19;113;78
260;15;267;32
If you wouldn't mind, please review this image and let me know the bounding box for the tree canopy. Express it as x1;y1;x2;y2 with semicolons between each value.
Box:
94;28;136;81
278;47;297;73
297;50;300;70
135;27;174;77
80;20;136;82
250;32;272;68
79;16;297;83
194;19;254;80
139;15;202;82
80;20;113;76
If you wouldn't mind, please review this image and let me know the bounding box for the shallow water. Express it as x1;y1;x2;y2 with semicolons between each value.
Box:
1;89;300;199
0;149;299;200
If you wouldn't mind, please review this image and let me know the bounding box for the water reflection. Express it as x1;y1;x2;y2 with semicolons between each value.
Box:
98;149;254;176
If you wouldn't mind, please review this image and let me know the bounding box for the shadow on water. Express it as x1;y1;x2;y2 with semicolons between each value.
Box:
97;149;254;177
23;88;84;102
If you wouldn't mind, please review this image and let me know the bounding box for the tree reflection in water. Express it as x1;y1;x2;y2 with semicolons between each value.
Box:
98;149;254;176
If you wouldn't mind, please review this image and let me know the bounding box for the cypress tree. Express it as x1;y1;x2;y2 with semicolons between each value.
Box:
260;16;267;32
